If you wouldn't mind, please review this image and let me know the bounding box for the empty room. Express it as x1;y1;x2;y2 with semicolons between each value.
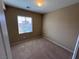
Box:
0;0;79;59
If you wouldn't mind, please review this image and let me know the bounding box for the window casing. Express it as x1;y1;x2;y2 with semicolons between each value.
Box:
17;16;32;34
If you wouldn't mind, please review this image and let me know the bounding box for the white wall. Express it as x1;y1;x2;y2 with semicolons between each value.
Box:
0;10;12;59
0;0;12;59
43;3;79;52
0;25;6;59
0;0;7;59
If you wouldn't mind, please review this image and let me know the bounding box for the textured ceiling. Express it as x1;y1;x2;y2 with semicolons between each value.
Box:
4;0;79;13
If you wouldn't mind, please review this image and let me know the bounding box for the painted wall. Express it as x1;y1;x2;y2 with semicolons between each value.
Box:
0;0;12;59
5;6;43;43
43;3;79;52
0;11;6;59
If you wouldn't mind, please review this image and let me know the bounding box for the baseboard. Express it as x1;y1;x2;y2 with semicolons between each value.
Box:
43;36;73;53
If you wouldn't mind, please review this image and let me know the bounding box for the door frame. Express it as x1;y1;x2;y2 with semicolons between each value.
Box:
0;0;12;59
72;35;79;59
0;22;7;59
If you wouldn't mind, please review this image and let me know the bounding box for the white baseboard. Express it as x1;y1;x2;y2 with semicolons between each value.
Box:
43;36;73;53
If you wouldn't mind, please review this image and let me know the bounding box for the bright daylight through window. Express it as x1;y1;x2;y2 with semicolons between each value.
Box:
17;16;32;34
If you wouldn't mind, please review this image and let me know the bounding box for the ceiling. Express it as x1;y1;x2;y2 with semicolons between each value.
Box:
4;0;79;13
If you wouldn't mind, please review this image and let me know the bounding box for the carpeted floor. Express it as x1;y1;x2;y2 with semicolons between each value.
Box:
11;38;72;59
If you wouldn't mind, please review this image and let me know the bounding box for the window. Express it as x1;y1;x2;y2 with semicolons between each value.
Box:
17;16;32;34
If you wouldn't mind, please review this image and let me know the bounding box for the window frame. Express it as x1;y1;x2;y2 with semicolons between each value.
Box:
17;15;33;34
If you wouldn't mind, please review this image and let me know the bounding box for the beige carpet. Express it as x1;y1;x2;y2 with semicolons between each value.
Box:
11;38;72;59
